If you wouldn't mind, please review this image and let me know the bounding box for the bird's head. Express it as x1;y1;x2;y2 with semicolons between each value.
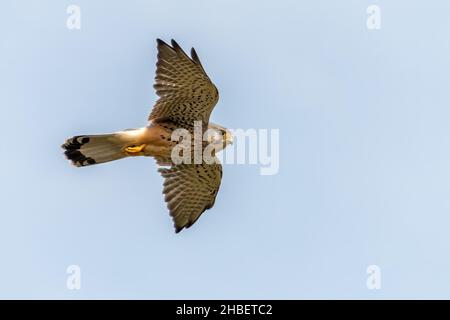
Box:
206;123;233;152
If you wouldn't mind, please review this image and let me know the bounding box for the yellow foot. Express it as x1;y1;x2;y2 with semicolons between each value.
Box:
124;144;146;156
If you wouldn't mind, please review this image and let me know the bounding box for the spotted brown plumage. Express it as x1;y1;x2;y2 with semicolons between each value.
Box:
150;39;219;129
61;39;233;233
159;161;222;233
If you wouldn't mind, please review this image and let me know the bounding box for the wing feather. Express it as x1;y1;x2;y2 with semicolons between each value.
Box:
149;39;219;128
159;161;222;233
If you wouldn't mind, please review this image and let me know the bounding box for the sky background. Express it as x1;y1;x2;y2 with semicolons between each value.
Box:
1;0;450;299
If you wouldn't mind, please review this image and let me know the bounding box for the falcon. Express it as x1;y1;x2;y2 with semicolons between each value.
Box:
62;39;233;233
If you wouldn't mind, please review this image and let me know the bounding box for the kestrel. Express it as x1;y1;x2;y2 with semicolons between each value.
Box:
62;39;233;233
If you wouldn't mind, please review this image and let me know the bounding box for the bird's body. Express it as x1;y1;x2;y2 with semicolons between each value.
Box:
64;121;230;166
62;39;232;233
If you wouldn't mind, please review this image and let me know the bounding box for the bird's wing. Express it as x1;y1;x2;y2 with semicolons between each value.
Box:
159;160;222;233
149;39;219;128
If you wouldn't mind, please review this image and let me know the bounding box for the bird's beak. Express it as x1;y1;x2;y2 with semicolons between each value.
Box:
225;130;233;145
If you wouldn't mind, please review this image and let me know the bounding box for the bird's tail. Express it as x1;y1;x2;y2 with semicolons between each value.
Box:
62;128;147;167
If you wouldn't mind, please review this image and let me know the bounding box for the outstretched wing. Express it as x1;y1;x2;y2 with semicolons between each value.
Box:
159;161;222;233
149;39;219;128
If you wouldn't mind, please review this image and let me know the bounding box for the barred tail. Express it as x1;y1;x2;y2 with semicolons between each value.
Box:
62;128;145;167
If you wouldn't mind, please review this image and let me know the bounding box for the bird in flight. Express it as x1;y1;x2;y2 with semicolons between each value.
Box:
62;39;233;233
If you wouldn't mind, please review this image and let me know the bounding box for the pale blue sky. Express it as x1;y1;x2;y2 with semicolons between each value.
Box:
1;0;450;299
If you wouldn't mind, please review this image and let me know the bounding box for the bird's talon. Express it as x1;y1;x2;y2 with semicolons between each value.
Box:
125;144;146;155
